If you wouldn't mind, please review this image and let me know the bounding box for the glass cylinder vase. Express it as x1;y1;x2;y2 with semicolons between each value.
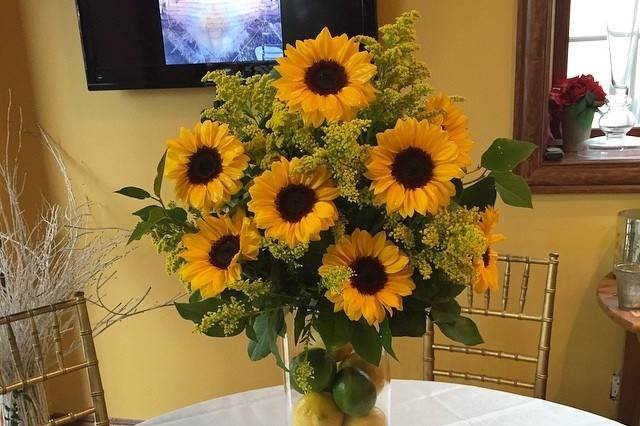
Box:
283;332;391;426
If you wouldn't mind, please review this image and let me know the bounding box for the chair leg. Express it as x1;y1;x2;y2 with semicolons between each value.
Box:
424;319;435;381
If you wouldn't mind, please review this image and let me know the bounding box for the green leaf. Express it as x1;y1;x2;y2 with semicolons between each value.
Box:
189;290;202;303
167;207;188;223
315;300;354;349
115;186;151;200
459;177;496;210
293;308;307;345
132;205;163;221
388;298;427;337
351;320;382;366
127;209;167;244
481;138;537;172
430;299;462;324
378;319;397;361
247;310;286;368
154;151;167;198
490;171;533;208
437;316;484;346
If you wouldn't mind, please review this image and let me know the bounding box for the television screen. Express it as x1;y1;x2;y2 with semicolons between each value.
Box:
76;0;377;91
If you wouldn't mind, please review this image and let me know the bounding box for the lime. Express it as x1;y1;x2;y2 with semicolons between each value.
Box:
344;407;387;426
292;392;344;426
290;348;336;393
341;353;387;394
332;367;377;417
327;342;353;362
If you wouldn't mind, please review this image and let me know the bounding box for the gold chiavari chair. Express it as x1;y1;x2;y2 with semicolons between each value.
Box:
0;292;109;425
423;253;560;399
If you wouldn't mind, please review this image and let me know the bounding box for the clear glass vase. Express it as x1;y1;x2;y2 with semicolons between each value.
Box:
283;331;391;426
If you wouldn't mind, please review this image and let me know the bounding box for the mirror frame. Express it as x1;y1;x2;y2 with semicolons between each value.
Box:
514;0;640;193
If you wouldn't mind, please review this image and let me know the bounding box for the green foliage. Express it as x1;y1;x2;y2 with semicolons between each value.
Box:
490;171;533;208
315;300;354;349
459;177;497;210
350;320;383;366
481;138;537;172
247;309;286;368
436;316;483;346
116;186;151;200
567;91;597;129
175;291;250;337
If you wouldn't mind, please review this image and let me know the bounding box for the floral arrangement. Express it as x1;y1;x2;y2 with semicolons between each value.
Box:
550;74;606;129
118;11;535;423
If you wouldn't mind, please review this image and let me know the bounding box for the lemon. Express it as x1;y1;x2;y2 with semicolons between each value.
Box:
332;367;377;417
344;407;388;426
327;343;354;362
290;348;336;393
292;392;344;426
341;353;387;394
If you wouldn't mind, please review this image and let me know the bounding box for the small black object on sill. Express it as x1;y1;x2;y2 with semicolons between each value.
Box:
545;147;564;161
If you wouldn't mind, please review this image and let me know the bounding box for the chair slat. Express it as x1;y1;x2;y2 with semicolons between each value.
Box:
28;311;46;376
519;259;531;313
484;289;491;311
431;343;537;363
5;320;26;384
501;256;511;311
51;309;65;370
433;369;535;389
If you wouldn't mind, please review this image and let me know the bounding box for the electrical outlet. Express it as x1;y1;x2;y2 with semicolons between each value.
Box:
610;372;621;400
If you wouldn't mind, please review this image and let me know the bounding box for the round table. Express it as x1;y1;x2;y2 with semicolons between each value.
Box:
140;380;620;425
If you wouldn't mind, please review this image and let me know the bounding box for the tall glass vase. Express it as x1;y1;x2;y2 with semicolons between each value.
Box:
586;0;640;152
283;329;391;426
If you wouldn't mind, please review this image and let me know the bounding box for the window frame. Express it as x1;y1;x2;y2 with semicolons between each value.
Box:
514;0;640;193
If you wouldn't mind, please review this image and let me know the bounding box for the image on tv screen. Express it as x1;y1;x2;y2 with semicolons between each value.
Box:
159;0;283;65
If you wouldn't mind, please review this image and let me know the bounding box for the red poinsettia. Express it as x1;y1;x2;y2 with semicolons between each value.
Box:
549;74;606;109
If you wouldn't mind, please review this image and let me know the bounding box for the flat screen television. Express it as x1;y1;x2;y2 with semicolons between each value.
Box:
75;0;378;91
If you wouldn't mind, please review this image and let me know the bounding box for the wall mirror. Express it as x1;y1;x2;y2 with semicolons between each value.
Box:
515;0;640;193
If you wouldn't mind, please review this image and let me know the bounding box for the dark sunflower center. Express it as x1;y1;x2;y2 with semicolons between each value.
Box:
187;147;223;184
304;60;348;96
391;147;435;189
209;235;240;269
482;249;491;268
350;256;388;295
275;184;317;223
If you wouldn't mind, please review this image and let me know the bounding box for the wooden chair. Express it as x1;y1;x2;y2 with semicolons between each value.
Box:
424;253;560;399
0;292;108;425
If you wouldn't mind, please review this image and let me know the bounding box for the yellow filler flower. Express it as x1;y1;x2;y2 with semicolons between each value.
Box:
427;93;475;167
366;118;463;218
180;210;260;298
273;27;376;127
165;120;249;210
248;158;339;247
472;207;505;293
320;230;415;325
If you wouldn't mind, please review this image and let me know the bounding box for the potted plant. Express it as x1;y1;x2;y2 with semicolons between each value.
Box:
549;74;606;152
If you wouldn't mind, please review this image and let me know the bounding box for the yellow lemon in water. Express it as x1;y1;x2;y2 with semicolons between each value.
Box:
292;392;344;426
341;353;387;394
344;407;388;426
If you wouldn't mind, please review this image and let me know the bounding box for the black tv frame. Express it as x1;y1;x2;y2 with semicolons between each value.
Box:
76;0;378;91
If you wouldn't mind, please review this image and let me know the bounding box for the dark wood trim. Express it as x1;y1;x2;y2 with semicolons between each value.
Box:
551;0;570;84
618;332;640;425
514;0;640;193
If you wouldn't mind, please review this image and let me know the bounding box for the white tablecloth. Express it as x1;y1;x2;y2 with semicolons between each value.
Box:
140;380;620;425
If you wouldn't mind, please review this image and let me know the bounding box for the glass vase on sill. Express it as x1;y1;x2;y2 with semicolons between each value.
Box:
283;330;391;426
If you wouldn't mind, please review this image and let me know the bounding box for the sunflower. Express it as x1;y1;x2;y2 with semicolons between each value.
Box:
180;210;260;298
365;118;463;218
472;207;505;293
165;120;249;210
427;93;475;167
273;27;376;127
319;230;415;325
247;158;339;247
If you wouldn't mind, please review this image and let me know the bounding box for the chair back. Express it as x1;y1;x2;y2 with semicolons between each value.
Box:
0;292;108;425
423;253;559;399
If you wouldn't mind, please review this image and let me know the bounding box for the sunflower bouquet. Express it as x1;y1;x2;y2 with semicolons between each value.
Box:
118;11;535;425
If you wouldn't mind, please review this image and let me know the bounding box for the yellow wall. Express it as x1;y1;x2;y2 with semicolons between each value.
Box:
12;0;635;420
